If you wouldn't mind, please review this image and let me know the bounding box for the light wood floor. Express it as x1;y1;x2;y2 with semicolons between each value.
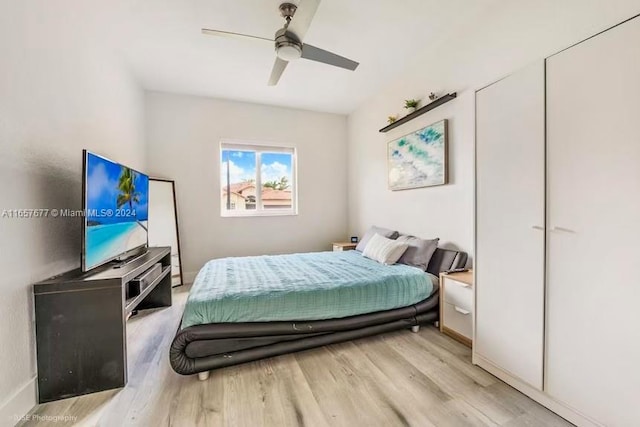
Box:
21;286;572;427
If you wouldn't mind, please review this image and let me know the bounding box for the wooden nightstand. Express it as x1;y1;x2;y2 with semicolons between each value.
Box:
332;242;357;251
439;270;473;347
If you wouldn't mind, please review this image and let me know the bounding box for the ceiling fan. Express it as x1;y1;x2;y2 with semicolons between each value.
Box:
201;0;359;86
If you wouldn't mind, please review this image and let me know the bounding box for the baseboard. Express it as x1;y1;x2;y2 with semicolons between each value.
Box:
0;377;36;427
472;353;602;427
183;271;198;285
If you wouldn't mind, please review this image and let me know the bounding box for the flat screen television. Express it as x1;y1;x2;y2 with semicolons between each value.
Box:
82;150;149;271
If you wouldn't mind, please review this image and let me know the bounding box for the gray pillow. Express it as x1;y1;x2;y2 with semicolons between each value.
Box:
396;235;439;271
355;226;399;252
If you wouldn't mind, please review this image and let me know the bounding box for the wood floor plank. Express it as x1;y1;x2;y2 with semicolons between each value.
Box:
168;375;212;427
295;346;388;427
357;337;452;404
408;329;497;387
388;332;522;425
222;363;266;427
258;355;330;427
325;341;438;427
502;413;563;427
354;337;484;426
482;383;573;427
259;359;307;427
443;398;499;426
323;343;428;427
19;287;573;427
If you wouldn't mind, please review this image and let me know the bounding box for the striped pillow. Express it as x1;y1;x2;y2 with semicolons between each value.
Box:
362;233;409;265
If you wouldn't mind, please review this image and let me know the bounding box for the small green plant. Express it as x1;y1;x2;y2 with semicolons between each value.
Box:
387;115;398;124
404;99;419;109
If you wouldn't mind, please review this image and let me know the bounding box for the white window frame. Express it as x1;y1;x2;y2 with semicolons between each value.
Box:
220;141;298;217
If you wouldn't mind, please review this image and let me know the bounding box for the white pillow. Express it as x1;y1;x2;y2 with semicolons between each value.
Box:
362;233;409;265
355;226;399;252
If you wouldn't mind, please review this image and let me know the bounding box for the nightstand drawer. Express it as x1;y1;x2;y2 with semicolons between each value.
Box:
442;302;472;339
443;279;472;312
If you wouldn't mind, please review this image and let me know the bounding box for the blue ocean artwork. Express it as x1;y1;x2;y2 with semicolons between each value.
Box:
388;120;447;190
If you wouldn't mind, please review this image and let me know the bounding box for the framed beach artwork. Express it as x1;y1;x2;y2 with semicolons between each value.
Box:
388;119;448;190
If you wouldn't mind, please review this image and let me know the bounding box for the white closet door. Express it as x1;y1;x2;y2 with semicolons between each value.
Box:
546;18;640;426
475;61;545;389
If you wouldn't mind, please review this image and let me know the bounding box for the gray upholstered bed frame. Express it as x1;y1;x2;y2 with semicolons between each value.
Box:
170;248;467;377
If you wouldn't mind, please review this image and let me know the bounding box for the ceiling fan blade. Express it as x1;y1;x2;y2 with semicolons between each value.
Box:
301;44;359;71
268;58;289;86
201;28;273;43
287;0;320;41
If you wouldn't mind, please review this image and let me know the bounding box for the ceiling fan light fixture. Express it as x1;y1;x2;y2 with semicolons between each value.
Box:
276;42;302;61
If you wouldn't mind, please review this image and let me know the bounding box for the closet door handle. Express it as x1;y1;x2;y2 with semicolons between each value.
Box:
551;226;576;234
454;306;470;315
531;225;545;231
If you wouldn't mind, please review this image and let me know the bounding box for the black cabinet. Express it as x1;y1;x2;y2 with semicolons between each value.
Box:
33;247;172;403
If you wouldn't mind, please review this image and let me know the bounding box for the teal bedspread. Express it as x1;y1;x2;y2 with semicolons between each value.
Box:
180;251;436;329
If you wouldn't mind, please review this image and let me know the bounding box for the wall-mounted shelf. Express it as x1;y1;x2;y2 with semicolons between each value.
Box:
379;93;457;133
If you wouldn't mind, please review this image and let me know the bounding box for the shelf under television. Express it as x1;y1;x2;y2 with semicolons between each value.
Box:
125;265;171;316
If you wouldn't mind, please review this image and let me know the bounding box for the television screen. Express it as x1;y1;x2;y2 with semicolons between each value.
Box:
82;151;149;271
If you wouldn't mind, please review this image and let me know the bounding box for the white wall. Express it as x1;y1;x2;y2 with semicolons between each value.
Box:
347;0;640;255
145;92;348;280
0;2;146;423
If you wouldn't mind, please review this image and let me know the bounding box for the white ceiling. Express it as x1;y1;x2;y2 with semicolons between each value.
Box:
120;0;498;114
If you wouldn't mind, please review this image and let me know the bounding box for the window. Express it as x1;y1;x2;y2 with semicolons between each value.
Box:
220;142;296;217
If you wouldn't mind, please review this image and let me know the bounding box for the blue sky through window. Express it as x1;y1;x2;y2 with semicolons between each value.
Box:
261;153;292;188
221;150;256;184
221;150;292;186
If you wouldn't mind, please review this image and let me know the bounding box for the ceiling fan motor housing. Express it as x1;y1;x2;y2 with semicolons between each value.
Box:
279;3;297;19
275;28;302;61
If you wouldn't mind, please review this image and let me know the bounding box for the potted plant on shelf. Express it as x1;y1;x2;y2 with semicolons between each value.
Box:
387;115;398;124
404;99;419;113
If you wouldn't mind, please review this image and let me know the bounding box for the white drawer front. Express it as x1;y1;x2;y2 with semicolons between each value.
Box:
333;245;343;251
443;279;472;311
443;302;472;339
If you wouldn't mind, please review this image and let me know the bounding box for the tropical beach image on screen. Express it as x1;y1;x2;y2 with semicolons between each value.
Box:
84;152;149;270
388;119;447;190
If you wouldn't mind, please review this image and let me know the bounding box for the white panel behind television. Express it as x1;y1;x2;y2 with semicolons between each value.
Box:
148;180;182;286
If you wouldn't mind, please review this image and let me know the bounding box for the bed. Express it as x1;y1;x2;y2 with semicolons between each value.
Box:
170;247;467;378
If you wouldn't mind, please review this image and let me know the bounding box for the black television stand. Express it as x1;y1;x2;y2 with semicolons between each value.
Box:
33;246;172;403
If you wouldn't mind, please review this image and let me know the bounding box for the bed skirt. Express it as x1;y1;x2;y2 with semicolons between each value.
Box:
169;290;439;375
